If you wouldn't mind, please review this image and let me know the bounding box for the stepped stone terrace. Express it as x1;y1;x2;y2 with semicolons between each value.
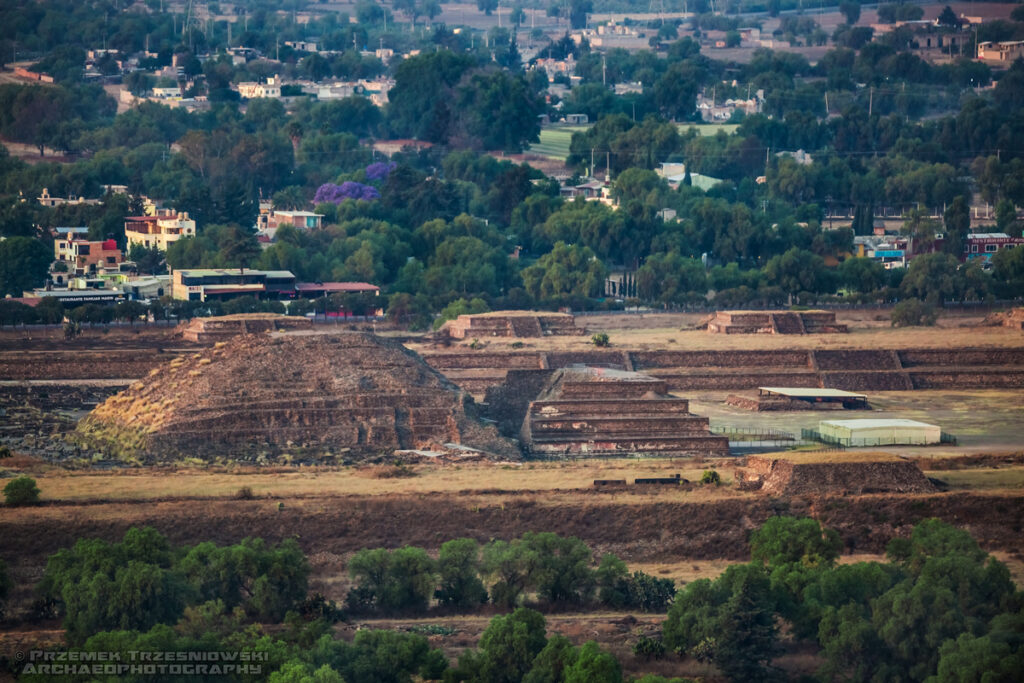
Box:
707;310;848;334
520;366;730;458
440;311;585;339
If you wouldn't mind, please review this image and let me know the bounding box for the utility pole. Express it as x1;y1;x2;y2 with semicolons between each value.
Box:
602;56;606;86
868;86;873;117
591;148;595;178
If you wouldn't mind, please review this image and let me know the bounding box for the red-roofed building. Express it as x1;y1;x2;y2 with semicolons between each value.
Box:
54;237;123;275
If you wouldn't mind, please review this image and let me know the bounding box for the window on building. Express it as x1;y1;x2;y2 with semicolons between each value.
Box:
971;245;979;253
985;244;998;252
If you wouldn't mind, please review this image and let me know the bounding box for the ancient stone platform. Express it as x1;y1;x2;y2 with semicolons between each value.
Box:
520;367;730;458
734;453;934;495
73;332;517;463
440;311;584;339
178;314;312;342
707;310;848;334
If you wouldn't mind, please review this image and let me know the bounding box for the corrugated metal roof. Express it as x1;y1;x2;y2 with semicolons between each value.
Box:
820;419;938;430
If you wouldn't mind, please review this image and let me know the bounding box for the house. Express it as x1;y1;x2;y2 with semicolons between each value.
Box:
37;189;102;208
54;238;123;275
285;40;320;53
614;81;643;95
235;76;282;99
978;40;1024;62
124;211;197;251
171;269;297;301
853;235;911;269
963;233;1024;262
563;113;589;125
371;139;434;156
657;162;725;192
122;275;170;300
51;227;90;240
255;210;325;240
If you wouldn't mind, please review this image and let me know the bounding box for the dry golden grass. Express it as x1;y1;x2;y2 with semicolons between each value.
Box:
923;468;1024;490
10;458;745;504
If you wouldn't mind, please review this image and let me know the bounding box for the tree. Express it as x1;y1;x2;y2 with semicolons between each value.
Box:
4;475;40;506
0;237;52;297
900;253;989;304
563;641;622;683
636;251;707;305
128;244;166;275
453;70;543;152
839;257;886;294
750;516;842;569
346;546;436;613
476;608;549;683
932;611;1024;683
520;241;608;302
663;564;778;683
937;5;959;27
40;527;190;643
477;0;498;15
763;247;834;300
483;539;538;609
943;196;971;257
839;0;861;25
435;538;488;609
992;246;1024;298
523;532;594;605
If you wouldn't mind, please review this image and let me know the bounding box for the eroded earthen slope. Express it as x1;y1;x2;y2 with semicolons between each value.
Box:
74;332;518;463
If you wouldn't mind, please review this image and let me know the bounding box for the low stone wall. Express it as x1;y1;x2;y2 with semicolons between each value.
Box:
631;350;812;369
820;371;914;391
898;348;1024;367
813;350;902;371
910;370;1024;389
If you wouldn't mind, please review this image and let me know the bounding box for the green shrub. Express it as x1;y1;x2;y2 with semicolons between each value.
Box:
891;298;937;327
4;476;40;506
633;635;667;659
700;470;721;486
591;332;610;347
0;445;11;458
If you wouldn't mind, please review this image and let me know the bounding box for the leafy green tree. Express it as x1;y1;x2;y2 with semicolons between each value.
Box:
477;0;498;15
521;242;607;302
522;532;594;605
477;608;549;683
636;251;707;304
435;297;490;329
563;640;622;683
388;51;477;143
663;564;777;682
346;546;436;613
0;237;52;296
900;253;989;304
992;246;1024;297
750;516;842;569
839;257;886;294
40;527;191;643
763;247;834;299
932;610;1024;683
942;196;971;257
435;538;488;609
839;0;861;24
453;70;543;152
483;539;539;608
523;634;578;683
3;475;40;506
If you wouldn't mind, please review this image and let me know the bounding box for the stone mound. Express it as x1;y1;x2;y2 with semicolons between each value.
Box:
177;314;312;342
734;453;934;495
707;310;848;334
73;332;518;463
520;366;729;458
440;311;585;339
980;308;1024;330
